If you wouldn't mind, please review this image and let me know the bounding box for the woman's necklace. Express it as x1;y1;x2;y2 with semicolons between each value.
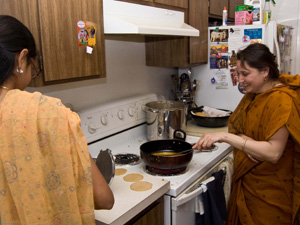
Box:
0;86;10;91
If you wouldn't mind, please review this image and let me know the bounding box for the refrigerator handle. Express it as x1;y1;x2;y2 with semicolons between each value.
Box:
274;33;280;72
271;21;281;71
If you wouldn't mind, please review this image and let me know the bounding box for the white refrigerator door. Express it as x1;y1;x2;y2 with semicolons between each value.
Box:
265;21;281;71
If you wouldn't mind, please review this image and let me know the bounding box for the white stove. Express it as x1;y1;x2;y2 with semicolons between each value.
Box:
79;94;232;225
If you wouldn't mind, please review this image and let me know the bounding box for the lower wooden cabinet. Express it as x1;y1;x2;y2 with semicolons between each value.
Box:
126;197;164;225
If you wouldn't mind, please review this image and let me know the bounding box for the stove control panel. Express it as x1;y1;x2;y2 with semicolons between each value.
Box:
79;94;157;143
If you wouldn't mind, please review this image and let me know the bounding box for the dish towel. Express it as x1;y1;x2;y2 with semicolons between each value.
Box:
195;170;227;225
217;152;234;208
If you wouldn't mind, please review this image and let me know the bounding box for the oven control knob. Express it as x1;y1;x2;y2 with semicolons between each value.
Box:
88;123;97;134
101;115;108;125
117;109;124;120
128;107;136;117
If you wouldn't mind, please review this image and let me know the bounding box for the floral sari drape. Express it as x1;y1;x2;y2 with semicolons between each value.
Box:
0;90;95;225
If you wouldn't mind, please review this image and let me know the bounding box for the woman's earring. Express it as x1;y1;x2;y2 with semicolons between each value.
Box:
16;67;23;73
264;76;267;81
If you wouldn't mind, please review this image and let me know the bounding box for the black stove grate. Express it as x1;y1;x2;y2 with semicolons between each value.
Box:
114;153;141;165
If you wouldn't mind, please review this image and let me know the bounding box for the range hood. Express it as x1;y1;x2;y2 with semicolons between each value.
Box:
103;0;199;37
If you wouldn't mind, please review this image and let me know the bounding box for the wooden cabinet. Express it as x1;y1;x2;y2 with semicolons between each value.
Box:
154;0;188;8
118;0;188;9
209;0;243;20
209;0;228;18
145;0;208;67
126;197;164;225
0;0;105;86
228;0;244;19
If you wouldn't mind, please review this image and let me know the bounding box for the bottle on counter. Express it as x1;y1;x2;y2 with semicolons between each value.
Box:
222;6;227;26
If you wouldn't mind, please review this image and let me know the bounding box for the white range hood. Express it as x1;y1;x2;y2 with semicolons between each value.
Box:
103;0;200;37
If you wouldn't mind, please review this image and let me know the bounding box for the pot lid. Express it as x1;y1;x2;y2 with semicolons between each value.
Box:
96;149;115;185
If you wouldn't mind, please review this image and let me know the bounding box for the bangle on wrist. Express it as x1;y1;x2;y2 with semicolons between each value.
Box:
241;138;247;152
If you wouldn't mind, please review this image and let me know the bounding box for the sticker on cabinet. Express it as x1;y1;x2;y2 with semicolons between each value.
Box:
77;20;97;47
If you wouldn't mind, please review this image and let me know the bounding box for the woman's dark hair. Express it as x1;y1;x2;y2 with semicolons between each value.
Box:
0;15;36;85
237;43;279;80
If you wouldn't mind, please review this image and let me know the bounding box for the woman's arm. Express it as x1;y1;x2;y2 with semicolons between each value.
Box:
193;125;289;164
90;155;114;209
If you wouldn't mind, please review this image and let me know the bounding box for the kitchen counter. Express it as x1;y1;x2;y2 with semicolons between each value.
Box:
186;120;228;137
95;169;169;225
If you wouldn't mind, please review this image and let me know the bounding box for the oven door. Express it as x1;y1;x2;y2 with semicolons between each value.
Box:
169;152;233;225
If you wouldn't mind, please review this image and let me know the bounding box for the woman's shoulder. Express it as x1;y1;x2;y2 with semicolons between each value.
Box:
4;90;76;119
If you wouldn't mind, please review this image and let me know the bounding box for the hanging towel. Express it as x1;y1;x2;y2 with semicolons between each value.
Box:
217;152;234;207
195;170;227;225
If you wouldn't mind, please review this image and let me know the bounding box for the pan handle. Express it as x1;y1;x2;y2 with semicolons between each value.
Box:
173;129;186;141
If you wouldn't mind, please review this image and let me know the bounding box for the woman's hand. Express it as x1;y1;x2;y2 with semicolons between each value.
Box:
192;132;227;151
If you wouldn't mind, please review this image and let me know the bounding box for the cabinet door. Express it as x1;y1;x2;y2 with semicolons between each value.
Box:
145;0;208;67
189;0;208;64
38;0;105;83
228;0;244;19
154;0;188;8
209;0;228;18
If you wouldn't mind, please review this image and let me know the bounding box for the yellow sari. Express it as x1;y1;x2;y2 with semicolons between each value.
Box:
0;90;95;225
227;74;300;225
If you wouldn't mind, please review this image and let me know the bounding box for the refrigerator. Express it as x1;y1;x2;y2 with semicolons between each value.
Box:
191;21;294;112
190;0;299;112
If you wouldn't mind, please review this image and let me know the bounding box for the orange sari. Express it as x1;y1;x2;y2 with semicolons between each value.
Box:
227;74;300;225
0;90;95;225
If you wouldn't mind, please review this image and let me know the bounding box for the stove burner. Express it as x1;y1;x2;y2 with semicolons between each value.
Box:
114;153;141;166
203;144;218;152
145;165;187;176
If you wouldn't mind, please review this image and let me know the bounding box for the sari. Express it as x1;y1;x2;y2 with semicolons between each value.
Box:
226;74;300;225
0;90;95;225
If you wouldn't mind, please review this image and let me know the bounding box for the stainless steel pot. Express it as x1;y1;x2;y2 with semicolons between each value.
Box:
143;100;187;140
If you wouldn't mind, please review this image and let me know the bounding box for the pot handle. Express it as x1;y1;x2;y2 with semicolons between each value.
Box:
142;105;159;113
173;129;186;141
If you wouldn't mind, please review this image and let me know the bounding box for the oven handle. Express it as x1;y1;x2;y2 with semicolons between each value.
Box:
171;176;214;211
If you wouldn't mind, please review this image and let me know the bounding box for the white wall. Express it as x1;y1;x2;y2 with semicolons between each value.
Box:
26;35;176;111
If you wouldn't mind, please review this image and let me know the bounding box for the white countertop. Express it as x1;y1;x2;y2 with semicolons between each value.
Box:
94;168;169;225
186;120;228;137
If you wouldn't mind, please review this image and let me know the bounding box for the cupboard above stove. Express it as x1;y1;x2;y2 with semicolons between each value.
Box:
0;0;106;87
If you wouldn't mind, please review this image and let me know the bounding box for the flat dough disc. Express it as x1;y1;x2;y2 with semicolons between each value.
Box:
130;181;153;192
115;168;127;176
123;173;144;182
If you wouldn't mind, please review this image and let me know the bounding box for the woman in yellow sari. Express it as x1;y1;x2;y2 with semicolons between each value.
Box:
0;16;114;224
193;43;300;225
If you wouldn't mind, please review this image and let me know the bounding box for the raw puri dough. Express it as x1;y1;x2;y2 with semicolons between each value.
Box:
123;173;144;182
130;181;153;192
115;168;127;176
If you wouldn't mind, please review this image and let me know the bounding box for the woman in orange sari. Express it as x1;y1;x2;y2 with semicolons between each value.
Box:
193;43;300;225
0;16;114;224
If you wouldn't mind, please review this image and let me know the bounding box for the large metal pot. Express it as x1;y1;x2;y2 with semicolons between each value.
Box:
143;100;187;140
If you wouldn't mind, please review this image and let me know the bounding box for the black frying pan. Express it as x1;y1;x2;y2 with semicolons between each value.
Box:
191;106;231;127
140;130;193;170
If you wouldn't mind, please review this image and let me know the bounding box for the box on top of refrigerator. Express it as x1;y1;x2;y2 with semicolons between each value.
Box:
235;5;254;25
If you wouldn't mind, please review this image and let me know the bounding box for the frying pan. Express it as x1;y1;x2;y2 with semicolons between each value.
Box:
140;130;193;171
190;106;232;127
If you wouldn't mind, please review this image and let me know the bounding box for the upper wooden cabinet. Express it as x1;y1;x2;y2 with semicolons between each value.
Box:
0;0;105;86
145;0;208;67
154;0;188;8
228;0;244;19
117;0;188;9
209;0;244;20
